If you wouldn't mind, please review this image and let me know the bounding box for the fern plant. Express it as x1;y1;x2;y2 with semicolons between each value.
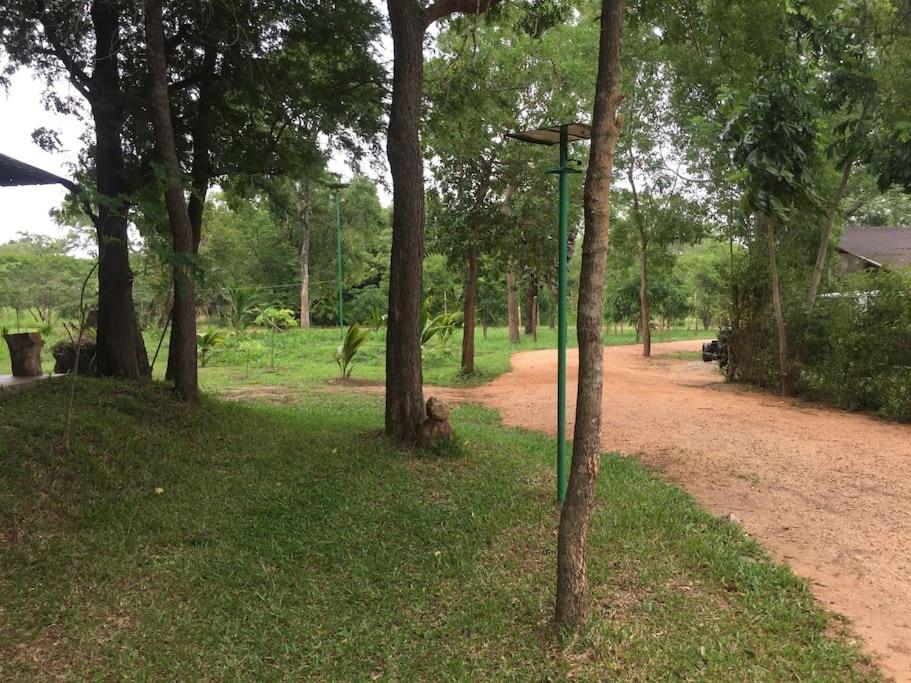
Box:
333;323;371;379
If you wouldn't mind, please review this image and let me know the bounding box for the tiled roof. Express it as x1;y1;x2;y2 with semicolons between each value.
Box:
838;226;911;269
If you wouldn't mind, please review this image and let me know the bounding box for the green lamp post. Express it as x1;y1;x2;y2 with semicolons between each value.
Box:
507;122;591;503
327;181;349;338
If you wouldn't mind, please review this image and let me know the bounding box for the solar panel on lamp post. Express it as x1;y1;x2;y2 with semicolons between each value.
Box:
327;181;350;338
506;123;591;503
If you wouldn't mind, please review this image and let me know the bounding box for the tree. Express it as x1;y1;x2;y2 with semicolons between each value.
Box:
725;76;821;396
1;1;384;383
555;0;625;627
613;23;706;356
384;0;502;444
0;236;94;329
144;0;198;400
157;0;383;379
1;1;150;379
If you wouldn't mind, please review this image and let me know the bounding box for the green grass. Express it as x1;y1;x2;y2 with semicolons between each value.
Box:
0;304;709;389
191;323;709;393
0;379;874;680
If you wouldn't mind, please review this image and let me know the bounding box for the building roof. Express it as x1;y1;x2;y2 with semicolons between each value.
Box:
838;226;911;269
0;152;76;190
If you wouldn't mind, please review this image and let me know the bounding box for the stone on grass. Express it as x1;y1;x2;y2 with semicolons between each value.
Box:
419;397;453;449
426;396;451;421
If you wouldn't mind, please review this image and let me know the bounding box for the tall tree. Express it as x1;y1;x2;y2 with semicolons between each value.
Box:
384;0;502;444
555;0;625;627
1;1;150;379
726;76;821;396
159;0;383;376
144;0;197;400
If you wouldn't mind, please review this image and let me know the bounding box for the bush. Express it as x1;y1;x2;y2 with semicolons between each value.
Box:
800;269;911;420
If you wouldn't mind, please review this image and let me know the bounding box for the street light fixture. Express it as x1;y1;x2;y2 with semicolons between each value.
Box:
327;180;350;338
507;122;591;503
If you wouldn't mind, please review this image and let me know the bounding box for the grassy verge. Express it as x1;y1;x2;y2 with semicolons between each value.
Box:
0;379;873;680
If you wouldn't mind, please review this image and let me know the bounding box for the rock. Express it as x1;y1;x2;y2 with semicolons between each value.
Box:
418;416;453;449
426;396;451;421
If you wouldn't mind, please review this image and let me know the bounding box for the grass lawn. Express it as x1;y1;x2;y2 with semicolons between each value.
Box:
0;378;874;680
189;323;710;393
0;310;710;390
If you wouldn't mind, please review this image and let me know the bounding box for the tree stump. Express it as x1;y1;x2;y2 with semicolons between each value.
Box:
4;333;44;377
52;340;97;375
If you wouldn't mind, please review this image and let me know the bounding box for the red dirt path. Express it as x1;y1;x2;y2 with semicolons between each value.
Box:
427;339;911;681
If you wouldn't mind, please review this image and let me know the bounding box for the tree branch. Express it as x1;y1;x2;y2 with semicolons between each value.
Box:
38;13;93;101
423;0;502;28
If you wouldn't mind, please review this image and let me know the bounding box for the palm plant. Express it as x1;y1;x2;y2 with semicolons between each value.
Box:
333;323;371;379
420;298;462;352
223;285;261;335
255;306;297;368
196;328;226;367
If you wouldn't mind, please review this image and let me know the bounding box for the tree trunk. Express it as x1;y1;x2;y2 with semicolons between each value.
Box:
767;214;794;396
640;236;651;357
4;333;44;377
460;244;478;374
556;0;625;628
166;48;216;381
806;109;866;313
507;270;521;344
385;0;427;444
145;0;198;401
298;181;313;329
524;279;538;336
90;1;150;380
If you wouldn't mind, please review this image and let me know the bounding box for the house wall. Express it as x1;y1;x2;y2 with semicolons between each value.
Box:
839;251;877;274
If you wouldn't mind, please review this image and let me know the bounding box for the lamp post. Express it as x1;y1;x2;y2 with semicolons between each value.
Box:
327;181;349;338
507;122;591;503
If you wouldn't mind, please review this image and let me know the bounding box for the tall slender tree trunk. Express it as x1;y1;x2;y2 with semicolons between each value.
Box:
145;0;197;401
385;0;427;444
459;157;494;375
506;270;520;344
556;0;625;628
524;279;538;336
165;51;215;382
460;244;478;374
90;1;150;380
767;214;794;396
297;182;313;329
639;236;651;357
806;108;866;313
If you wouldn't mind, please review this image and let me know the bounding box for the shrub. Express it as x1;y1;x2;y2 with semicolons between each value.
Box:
800;269;911;420
333;323;371;379
196;328;226;368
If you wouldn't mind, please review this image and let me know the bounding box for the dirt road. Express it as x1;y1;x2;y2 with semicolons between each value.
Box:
438;339;911;680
